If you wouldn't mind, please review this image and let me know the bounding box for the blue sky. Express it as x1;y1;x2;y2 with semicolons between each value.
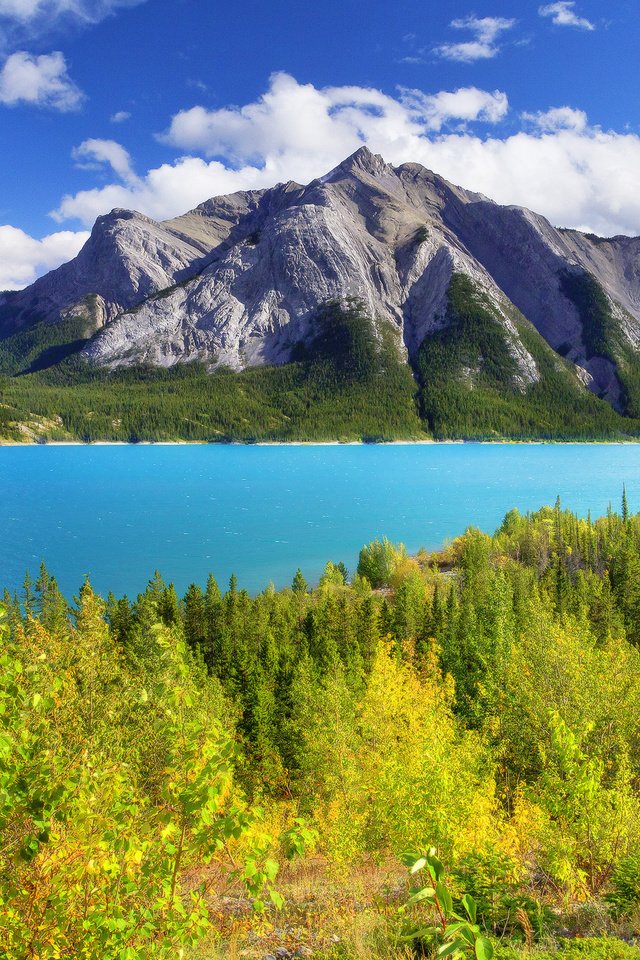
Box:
1;0;639;288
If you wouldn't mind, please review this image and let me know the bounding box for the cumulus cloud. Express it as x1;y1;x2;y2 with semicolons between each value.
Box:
0;225;89;289
72;137;139;183
522;106;588;132
110;109;130;123
434;15;516;62
161;74;509;160
0;49;83;109
404;86;509;131
50;73;640;239
0;0;136;111
53;155;275;226
539;2;595;30
53;75;510;224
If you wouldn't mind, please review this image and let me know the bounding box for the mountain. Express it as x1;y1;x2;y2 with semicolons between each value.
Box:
2;146;640;442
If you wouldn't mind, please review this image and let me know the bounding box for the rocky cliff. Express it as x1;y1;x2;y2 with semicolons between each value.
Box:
3;147;640;416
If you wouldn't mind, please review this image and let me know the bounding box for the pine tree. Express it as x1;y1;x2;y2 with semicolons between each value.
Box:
292;568;308;594
356;593;379;674
22;570;34;620
183;583;206;650
622;484;630;523
159;584;180;625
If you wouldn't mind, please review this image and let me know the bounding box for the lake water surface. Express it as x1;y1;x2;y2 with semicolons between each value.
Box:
0;443;637;600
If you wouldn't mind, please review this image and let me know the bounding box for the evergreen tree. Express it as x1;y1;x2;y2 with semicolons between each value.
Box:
183;583;206;650
292;568;308;594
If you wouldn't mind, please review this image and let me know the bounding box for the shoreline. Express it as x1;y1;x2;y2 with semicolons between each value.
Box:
1;437;640;448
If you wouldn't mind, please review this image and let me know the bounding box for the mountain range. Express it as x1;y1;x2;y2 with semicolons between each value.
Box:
2;146;640;441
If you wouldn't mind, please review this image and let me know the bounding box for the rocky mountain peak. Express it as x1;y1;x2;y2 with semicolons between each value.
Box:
95;208;145;224
3;149;640;419
322;145;394;182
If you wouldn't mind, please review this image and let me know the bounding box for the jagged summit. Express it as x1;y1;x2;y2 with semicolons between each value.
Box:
96;208;145;222
2;149;640;416
322;145;392;179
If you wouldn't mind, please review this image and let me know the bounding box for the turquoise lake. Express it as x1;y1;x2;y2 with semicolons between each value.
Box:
0;443;636;600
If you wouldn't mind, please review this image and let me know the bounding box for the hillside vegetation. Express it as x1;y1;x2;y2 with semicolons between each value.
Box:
416;275;634;439
0;301;425;443
4;496;640;957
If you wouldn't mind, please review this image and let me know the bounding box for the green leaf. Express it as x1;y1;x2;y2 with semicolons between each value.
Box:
269;889;284;910
428;852;445;883
438;940;464;958
444;922;470;937
435;882;453;916
457;926;476;947
406;886;436;906
462;894;477;924
475;937;493;960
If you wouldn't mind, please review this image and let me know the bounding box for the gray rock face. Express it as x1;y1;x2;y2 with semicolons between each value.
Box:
0;193;263;333
79;150;542;390
5;147;640;409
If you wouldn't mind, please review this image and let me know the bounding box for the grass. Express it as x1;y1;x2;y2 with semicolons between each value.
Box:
186;859;409;960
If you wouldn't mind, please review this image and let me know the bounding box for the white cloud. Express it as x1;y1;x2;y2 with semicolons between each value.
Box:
53;155;274;226
54;75;510;224
0;0;40;18
0;225;89;289
435;15;516;62
522;106;588;132
0;0;147;50
50;73;640;239
539;2;595;30
73;137;139;184
0;49;83;109
110;109;130;123
404;86;509;131
161;75;508;159
0;0;144;24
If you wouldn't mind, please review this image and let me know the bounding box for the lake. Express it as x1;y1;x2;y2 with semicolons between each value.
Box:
0;442;637;600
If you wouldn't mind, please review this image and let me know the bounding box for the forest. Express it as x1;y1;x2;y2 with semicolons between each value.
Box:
0;301;425;444
4;494;640;958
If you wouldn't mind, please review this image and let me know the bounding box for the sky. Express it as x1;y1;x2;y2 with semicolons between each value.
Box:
1;0;640;289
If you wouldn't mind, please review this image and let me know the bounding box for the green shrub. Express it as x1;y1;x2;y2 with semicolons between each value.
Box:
452;848;548;939
357;538;406;588
401;848;494;960
606;850;640;914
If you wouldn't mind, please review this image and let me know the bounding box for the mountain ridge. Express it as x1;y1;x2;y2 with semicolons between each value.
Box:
2;146;640;442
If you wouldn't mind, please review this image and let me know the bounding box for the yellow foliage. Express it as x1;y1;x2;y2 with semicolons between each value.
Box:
308;642;501;869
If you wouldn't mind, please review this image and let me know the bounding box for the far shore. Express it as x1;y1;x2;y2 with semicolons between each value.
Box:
2;437;640;448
